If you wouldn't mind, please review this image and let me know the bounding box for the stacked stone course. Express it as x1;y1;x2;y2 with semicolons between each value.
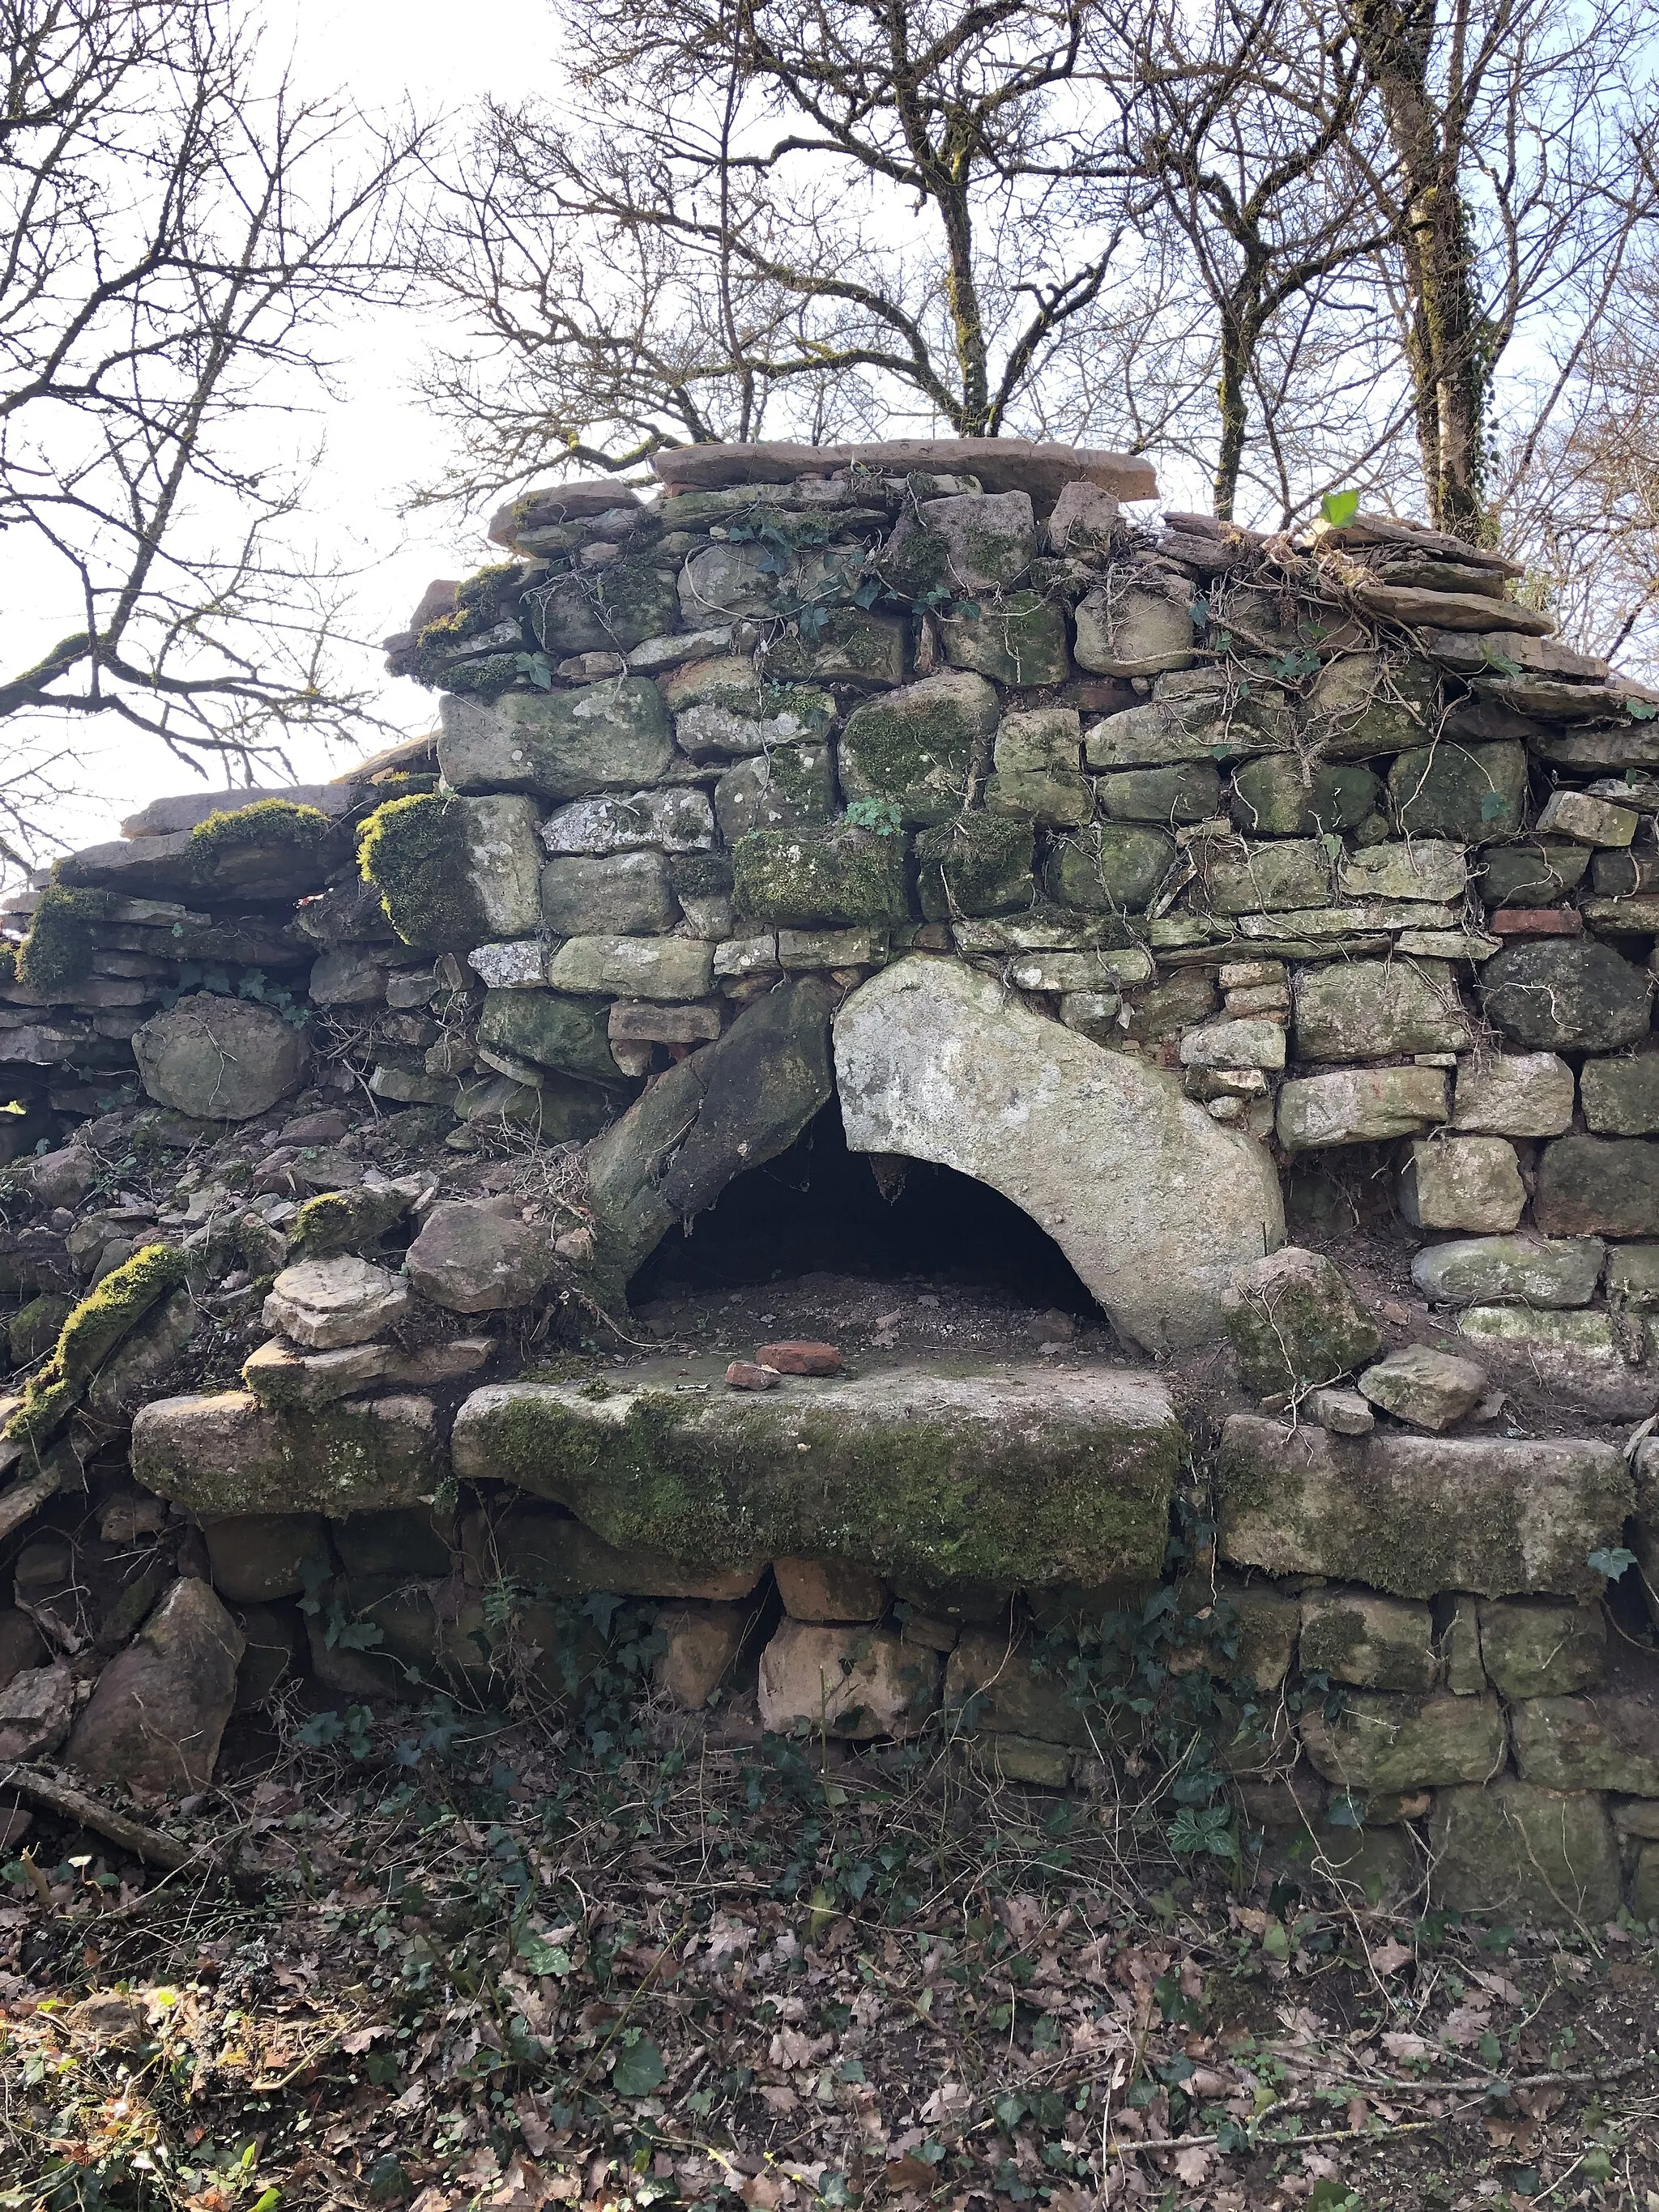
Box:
2;436;1659;1925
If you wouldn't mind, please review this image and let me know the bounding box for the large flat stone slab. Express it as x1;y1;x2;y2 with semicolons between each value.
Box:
449;1362;1181;1595
1216;1416;1631;1600
833;957;1283;1353
131;1392;445;1515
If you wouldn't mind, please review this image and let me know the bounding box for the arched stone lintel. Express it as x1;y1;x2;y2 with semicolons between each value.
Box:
832;956;1285;1354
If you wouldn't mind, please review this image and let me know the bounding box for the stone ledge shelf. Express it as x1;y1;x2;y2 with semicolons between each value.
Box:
449;1361;1182;1596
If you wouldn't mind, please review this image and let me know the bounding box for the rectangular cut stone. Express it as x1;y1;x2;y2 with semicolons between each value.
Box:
1239;902;1457;940
1399;1136;1525;1233
132;1392;445;1515
1004;948;1154;991
539;790;716;855
626;624;733;672
1397;930;1501;960
1453;1051;1575;1136
540;851;680;936
1338;840;1467;903
608;999;723;1046
1581;895;1659;931
1294;957;1470;1058
1430;1781;1621;1925
545;936;714;1001
1277;1066;1449;1149
450;1364;1182;1595
712;932;779;977
778;927;889;969
953;911;1142;953
1178;1016;1286;1071
1580;1055;1659;1136
1535;1136;1659;1237
1215;1415;1631;1599
1512;1694;1659;1796
439;682;675;800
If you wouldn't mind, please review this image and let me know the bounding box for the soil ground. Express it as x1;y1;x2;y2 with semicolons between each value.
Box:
2;1695;1657;2212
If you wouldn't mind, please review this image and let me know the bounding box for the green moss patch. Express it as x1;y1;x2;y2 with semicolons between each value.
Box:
290;1185;419;1259
357;794;484;951
3;1242;190;1444
17;884;109;999
186;799;333;864
731;825;911;928
450;1369;1180;1595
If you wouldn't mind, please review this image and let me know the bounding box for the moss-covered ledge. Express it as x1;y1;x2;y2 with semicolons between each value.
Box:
448;1362;1182;1596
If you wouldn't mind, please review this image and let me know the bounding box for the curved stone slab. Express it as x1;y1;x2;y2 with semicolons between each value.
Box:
450;1362;1181;1594
832;957;1283;1352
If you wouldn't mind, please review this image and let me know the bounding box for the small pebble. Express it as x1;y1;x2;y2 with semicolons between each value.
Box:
726;1360;779;1392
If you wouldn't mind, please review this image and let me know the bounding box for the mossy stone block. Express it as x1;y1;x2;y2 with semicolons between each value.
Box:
840;671;1000;829
1478;838;1591;907
478;989;621;1087
981;769;1093;826
1222;1246;1380;1395
1098;761;1222;825
1512;1692;1659;1796
359;792;541;952
1478;1600;1606;1698
1043;823;1175;912
762;610;906;688
994;706;1081;774
937;590;1069;686
1203;837;1331;915
1307;652;1438;758
450;1362;1182;1594
714;743;836;846
438;679;674;799
1580;1054;1659;1136
1481;940;1652;1052
1388;739;1528;841
916;814;1036;920
131;1391;445;1515
527;560;680;653
732;825;911;928
1296;957;1470;1059
1216;1417;1631;1600
1300;1690;1507;1790
1536;1136;1659;1237
1300;1589;1435;1691
1230;757;1378;835
1430;1780;1620;1924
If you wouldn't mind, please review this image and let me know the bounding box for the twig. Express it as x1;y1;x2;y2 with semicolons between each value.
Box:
0;1762;216;1874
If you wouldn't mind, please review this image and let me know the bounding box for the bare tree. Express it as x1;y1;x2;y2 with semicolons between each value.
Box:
1107;0;1399;522
1349;0;1658;540
0;0;423;845
412;0;1169;501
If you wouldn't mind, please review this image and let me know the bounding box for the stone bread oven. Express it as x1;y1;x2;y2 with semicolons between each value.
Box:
3;435;1659;1924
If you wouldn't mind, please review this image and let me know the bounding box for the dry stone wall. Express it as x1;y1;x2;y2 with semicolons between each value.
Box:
2;436;1659;1926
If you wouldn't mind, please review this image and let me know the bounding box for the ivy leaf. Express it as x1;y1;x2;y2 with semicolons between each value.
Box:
1320;489;1361;528
612;2035;666;2097
1588;1545;1636;1579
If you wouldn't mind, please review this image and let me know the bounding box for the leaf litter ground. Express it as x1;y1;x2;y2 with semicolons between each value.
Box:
1;1699;1657;2212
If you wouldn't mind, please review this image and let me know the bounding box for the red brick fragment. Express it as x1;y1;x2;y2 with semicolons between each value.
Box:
756;1340;842;1375
1487;909;1584;936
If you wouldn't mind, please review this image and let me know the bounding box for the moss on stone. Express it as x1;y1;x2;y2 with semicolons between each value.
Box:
732;824;911;928
453;1372;1178;1593
939;590;1069;685
356;793;484;952
3;1242;190;1443
186;799;333;866
289;1184;417;1259
916;813;1037;919
9;1292;74;1365
668;852;735;900
0;943;15;987
16;883;109;999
